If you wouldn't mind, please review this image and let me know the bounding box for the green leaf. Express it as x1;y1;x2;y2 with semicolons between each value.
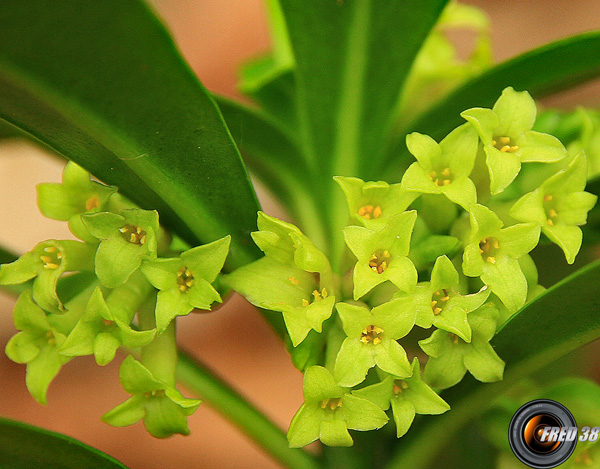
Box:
278;0;448;175
387;258;600;469
0;417;127;468
0;0;261;269
278;0;448;262
383;31;600;174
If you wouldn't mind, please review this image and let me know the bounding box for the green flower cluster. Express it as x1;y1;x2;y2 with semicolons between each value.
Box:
0;163;229;438
225;87;597;447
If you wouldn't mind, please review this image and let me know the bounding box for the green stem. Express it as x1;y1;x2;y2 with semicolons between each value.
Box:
139;302;177;386
176;350;320;469
105;270;154;324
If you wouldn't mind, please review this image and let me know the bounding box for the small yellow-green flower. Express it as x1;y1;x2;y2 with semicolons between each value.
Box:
461;87;567;194
287;366;388;447
344;211;418;300
510;151;597;264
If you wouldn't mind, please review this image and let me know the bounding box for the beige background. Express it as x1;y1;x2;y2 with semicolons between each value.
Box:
0;1;599;468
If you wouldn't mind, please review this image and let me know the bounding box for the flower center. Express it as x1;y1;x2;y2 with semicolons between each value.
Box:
301;288;328;307
145;389;166;398
40;245;63;270
358;204;382;220
369;250;391;274
320;398;343;411
492;136;519;153
431;289;451;315
392;380;409;395
177;266;195;292
543;194;559;226
479;237;499;264
45;330;56;345
85;194;101;211
119;224;147;245
360;325;384;345
451;333;460;345
428;167;453;186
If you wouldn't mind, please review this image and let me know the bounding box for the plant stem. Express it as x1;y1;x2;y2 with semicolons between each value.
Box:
138;300;178;387
176;349;321;469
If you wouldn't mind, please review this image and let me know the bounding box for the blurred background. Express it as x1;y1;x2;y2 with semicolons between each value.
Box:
0;1;599;467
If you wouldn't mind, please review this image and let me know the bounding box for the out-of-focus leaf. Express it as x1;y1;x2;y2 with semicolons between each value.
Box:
0;417;128;468
382;31;600;177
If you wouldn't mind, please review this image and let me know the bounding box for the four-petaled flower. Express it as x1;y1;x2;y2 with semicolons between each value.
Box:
82;209;160;288
334;176;416;230
59;286;156;365
352;358;450;437
5;291;70;404
287;366;388;447
402;123;479;209
101;356;201;438
462;204;540;312
461;86;566;194
411;255;490;341
141;236;230;331
510;151;597;264
223;212;335;346
0;239;94;313
419;303;505;389
334;298;415;387
37;162;117;242
344;211;418;300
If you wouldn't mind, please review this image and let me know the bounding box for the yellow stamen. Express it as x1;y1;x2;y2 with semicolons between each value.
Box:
176;266;195;293
361;325;384;344
547;219;554;226
302;299;310;307
320;398;343;410
544;194;553;202
358;204;382;220
288;277;299;285
120;224;147;245
487;256;496;264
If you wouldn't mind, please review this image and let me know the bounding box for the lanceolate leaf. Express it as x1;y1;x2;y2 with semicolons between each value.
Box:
0;0;261;269
381;31;600;176
278;0;448;180
387;259;600;468
0;417;127;468
213;96;329;245
277;0;448;263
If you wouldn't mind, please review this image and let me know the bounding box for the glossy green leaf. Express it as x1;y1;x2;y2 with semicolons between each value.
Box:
387;258;600;469
381;31;600;176
279;0;448;175
278;0;448;262
0;417;127;468
0;0;261;269
238;56;297;132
